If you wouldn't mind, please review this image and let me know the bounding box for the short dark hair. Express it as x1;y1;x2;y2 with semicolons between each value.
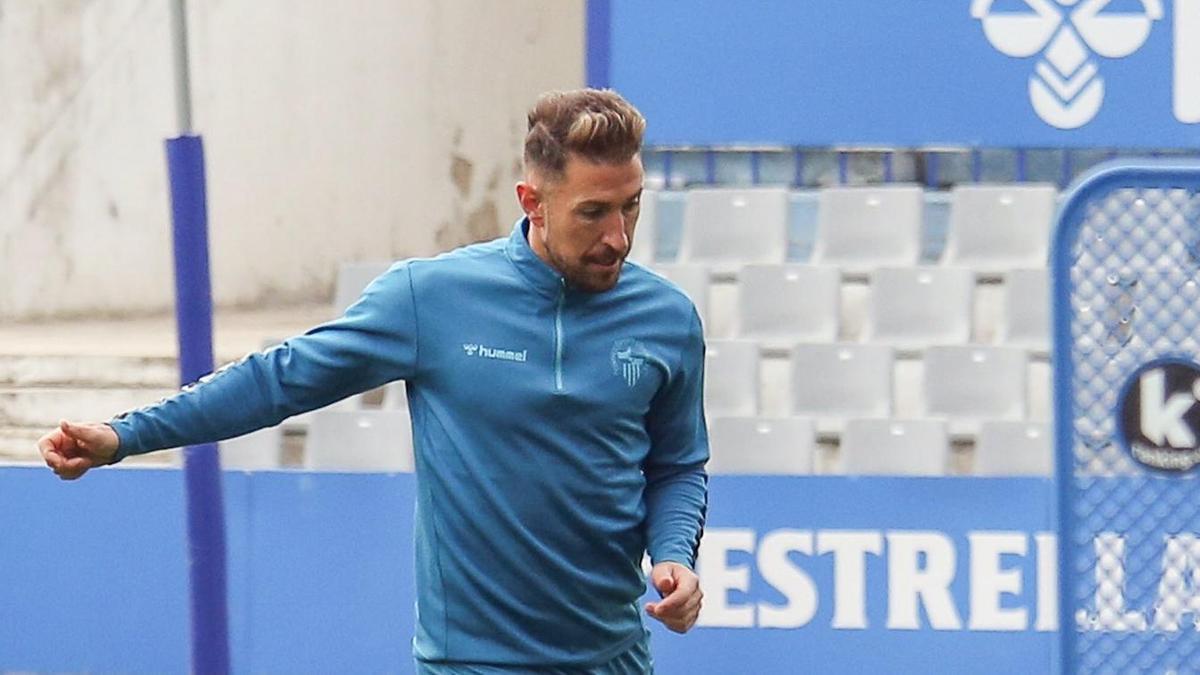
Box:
524;88;646;180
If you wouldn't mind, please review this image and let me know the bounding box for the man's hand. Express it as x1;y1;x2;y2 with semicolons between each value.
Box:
645;561;703;633
37;420;119;481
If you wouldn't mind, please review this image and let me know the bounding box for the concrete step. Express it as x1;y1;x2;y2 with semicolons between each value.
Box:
0;354;180;388
0;386;177;428
0;425;174;465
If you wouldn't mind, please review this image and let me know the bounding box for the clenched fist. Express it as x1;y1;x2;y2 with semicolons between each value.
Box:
37;420;120;480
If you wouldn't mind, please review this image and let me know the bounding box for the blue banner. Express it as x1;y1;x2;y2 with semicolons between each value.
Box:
0;469;1059;673
605;0;1200;148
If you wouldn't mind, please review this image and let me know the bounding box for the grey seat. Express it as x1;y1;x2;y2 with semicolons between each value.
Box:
837;418;949;476
974;420;1053;476
704;339;760;417
943;184;1057;274
738;264;840;349
303;409;414;472
864;266;973;350
680;188;788;270
707;416;815;475
812;186;923;275
791;343;893;434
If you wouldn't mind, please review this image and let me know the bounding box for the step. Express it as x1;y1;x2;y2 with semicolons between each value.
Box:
0;354;180;388
0;386;177;429
0;426;174;465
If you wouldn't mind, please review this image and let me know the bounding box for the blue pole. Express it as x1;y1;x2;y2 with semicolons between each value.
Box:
586;0;611;89
166;135;230;675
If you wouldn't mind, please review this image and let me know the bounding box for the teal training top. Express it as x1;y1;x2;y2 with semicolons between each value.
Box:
108;219;709;668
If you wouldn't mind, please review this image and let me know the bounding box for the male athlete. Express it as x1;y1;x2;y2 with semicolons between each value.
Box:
38;88;708;673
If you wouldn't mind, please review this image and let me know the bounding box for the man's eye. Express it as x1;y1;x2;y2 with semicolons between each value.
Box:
581;209;603;219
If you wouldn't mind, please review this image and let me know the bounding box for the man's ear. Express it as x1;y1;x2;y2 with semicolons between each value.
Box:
516;181;545;228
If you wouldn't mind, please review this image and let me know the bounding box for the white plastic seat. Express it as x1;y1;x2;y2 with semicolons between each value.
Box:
973;421;1053;476
837;418;949;476
653;263;711;332
219;426;284;470
679;188;788;269
333;261;393;315
627;189;659;264
1000;268;1050;353
738;264;840;348
943;184;1057;273
704;340;760;417
812;186;923;274
382;380;409;410
303;409;414;472
864;266;973;350
923;345;1027;434
791;343;893;433
707;416;815;475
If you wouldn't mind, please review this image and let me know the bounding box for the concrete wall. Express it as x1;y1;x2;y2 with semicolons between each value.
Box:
0;0;584;321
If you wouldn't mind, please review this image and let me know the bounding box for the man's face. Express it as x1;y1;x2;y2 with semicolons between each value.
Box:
521;154;644;293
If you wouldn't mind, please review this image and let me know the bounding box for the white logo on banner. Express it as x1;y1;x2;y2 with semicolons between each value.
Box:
972;0;1163;129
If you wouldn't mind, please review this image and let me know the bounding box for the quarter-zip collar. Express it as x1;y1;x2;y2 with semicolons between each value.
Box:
506;217;566;300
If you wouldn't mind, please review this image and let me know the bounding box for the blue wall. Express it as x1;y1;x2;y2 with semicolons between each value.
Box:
604;0;1200;148
0;469;1057;673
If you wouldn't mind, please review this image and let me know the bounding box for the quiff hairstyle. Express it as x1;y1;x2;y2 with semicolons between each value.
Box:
524;88;646;181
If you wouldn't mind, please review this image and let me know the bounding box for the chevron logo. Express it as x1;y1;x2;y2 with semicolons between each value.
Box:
972;0;1163;129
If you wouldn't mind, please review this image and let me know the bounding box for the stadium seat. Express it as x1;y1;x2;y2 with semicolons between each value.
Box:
218;425;284;470
704;339;760;417
653;263;711;332
382;379;409;410
791;343;893;433
627;188;659;264
333;261;393;315
738;264;840;348
863;266;973;350
679;188;789;269
303;409;414;472
942;184;1057;274
812;185;923;274
923;345;1027;434
707;416;816;475
837;418;949;476
973;420;1053;476
1000;268;1051;354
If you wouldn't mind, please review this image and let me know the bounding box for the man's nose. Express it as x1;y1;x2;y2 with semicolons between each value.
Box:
601;213;630;255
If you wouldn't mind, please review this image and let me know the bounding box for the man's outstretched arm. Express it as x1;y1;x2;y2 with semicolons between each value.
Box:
642;309;709;633
37;262;420;480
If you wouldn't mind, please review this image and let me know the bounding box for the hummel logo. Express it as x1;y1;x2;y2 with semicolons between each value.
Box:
462;343;527;363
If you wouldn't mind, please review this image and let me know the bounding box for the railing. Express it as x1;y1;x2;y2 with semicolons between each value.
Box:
643;147;1200;190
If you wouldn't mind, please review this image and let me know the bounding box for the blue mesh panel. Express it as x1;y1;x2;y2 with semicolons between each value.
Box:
1056;163;1200;674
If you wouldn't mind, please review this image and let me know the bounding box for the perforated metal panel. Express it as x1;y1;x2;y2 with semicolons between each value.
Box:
1056;163;1200;674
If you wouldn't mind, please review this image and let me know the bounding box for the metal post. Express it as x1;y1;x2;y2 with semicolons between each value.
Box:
167;1;231;672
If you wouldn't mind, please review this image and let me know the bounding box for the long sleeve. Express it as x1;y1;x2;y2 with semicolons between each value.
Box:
642;309;709;568
107;262;420;460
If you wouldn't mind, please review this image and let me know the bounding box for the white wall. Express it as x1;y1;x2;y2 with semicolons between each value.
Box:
0;0;584;320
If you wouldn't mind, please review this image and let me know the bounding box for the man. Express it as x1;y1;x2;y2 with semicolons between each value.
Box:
38;88;708;674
